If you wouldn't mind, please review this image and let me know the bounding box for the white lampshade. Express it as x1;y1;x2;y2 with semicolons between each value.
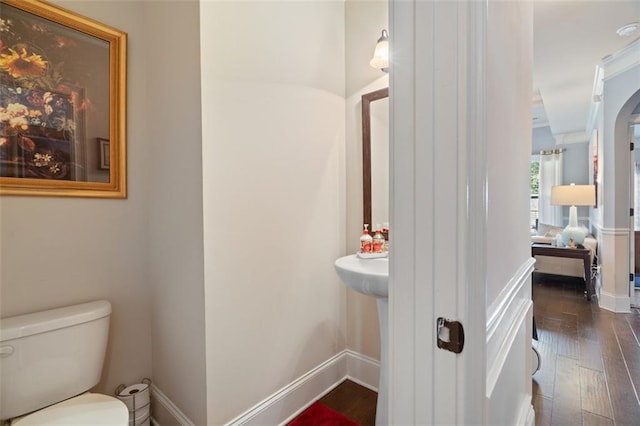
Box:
550;184;595;206
370;29;389;72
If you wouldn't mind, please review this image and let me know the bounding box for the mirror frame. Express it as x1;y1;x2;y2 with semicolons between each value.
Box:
361;87;389;237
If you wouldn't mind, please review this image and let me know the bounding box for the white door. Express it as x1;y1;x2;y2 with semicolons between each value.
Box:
388;0;535;425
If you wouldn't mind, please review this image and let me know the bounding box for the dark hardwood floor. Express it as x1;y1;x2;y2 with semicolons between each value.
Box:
533;274;640;426
320;380;376;426
318;275;640;426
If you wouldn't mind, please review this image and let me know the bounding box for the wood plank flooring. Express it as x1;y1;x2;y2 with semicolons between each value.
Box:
320;380;376;426
533;274;640;426
319;275;640;426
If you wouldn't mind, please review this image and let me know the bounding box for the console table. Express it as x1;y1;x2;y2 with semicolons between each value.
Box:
531;243;594;301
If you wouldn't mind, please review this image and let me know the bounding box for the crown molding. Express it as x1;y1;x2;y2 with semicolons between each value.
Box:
602;38;640;81
553;131;589;145
586;65;604;132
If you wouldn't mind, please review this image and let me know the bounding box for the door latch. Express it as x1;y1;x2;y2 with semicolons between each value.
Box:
437;317;465;354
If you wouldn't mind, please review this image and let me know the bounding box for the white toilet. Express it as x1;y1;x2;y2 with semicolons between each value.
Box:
0;300;129;425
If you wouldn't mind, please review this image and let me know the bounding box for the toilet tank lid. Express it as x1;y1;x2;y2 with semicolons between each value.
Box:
0;300;111;342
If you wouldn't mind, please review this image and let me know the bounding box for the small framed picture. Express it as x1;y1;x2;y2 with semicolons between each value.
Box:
98;138;110;170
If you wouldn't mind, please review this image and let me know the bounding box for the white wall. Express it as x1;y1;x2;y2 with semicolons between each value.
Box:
200;2;347;423
0;0;152;395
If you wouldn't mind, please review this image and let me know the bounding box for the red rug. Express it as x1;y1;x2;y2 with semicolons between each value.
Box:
288;401;360;426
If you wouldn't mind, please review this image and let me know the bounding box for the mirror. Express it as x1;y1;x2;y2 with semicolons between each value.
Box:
362;87;389;238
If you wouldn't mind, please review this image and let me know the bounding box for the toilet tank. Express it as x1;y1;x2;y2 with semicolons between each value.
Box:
0;300;112;420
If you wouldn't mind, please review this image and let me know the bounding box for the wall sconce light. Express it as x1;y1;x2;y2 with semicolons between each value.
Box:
370;29;389;73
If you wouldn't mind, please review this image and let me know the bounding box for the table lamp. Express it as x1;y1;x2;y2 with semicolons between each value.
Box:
550;183;595;246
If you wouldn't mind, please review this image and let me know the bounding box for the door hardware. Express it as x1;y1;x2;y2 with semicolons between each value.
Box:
436;317;464;354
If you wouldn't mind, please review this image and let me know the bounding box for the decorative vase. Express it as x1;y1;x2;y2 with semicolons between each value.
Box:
561;205;585;246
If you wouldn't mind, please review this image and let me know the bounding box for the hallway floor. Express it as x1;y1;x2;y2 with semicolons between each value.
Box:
533;274;640;425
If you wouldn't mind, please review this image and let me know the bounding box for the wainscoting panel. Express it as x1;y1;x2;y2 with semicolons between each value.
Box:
486;259;535;426
599;227;632;313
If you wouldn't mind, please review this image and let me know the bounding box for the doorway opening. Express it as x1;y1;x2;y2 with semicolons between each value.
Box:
631;111;640;307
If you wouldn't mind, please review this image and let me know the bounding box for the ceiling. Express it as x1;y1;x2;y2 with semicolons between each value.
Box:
532;1;640;142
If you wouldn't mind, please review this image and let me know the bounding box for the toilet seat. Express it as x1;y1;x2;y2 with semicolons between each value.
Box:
11;393;128;425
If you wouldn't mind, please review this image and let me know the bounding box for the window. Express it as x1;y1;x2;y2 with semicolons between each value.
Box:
530;159;540;229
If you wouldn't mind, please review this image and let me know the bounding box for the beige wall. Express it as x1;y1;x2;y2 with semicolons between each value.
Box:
200;2;347;423
1;1;389;423
0;0;152;396
344;0;388;363
144;1;207;425
345;76;387;361
345;0;390;98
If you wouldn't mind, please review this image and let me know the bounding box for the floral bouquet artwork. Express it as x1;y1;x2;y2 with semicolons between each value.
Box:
0;2;109;182
0;86;76;179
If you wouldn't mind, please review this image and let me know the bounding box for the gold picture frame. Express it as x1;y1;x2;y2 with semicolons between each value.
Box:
0;0;127;198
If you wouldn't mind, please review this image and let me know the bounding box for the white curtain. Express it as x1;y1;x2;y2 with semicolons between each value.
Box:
538;149;563;227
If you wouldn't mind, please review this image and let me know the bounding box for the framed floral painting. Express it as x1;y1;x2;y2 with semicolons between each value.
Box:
0;0;127;198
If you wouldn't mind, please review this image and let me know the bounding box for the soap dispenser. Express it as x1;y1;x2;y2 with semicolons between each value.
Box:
373;224;385;253
360;224;373;253
382;222;390;251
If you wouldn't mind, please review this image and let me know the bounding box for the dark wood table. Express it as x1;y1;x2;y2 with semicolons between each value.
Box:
531;243;594;301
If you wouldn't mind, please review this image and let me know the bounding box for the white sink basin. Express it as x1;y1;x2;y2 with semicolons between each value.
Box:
334;254;389;425
334;255;388;298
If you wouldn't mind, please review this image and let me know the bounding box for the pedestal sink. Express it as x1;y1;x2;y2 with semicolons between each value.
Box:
334;254;388;426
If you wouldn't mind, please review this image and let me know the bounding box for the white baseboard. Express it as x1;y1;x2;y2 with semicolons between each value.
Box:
598;289;631;313
150;350;379;426
150;384;195;426
519;400;535;426
226;350;379;426
345;350;380;392
226;351;346;426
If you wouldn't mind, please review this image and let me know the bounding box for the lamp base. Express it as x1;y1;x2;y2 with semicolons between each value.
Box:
561;204;586;247
561;226;586;247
